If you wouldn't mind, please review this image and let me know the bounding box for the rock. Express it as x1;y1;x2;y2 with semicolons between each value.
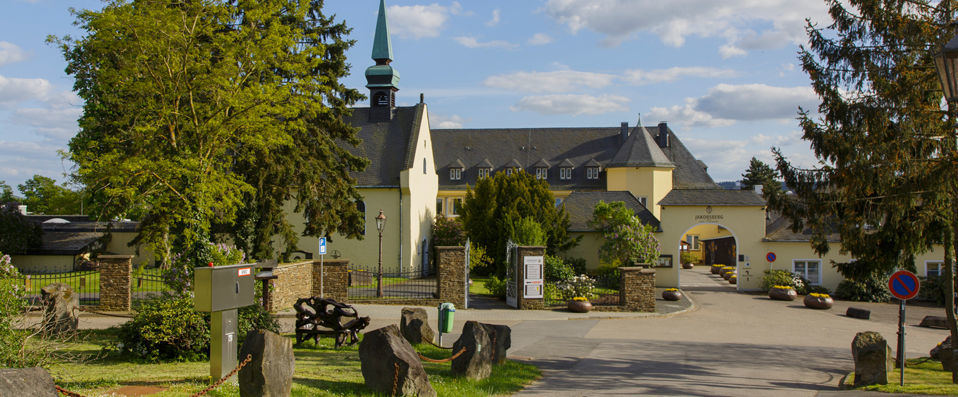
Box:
845;307;870;320
478;323;511;364
0;367;57;397
239;330;295;397
851;331;894;387
359;325;436;397
451;321;494;380
931;336;952;361
40;283;78;337
400;307;435;345
919;316;948;329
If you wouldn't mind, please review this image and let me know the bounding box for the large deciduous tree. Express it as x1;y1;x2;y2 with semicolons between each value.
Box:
767;0;958;380
17;175;83;215
55;0;367;268
589;200;660;266
460;171;576;277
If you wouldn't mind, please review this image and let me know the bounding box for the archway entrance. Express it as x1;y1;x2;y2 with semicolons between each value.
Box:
677;223;738;290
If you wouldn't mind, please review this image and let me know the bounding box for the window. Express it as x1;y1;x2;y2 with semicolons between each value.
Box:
687;235;700;250
535;168;548;180
423;158;427;174
926;261;945;278
560;167;572;180
478;168;491;178
356;201;366;235
450;198;463;216
586;167;600;180
436;198;444;216
450;168;462;180
638;196;648;207
506;168;513;176
794;260;822;285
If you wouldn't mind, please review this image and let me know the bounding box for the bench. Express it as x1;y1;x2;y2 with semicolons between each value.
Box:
293;297;370;347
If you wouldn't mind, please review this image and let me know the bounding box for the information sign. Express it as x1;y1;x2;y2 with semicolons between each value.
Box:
318;237;327;256
523;256;544;299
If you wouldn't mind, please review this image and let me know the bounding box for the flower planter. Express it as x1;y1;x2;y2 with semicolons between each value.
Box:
803;294;833;310
768;287;797;301
662;289;682;301
682;262;694;269
567;300;593;313
722;269;735;280
711;265;725;274
728;274;737;284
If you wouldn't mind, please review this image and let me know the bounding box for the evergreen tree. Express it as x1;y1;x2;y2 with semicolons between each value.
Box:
54;0;367;266
767;0;958;379
739;157;778;195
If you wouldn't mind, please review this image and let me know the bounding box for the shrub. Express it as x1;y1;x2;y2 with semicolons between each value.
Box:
545;255;575;282
563;257;587;275
543;283;562;305
591;264;621;290
238;304;279;340
484;276;506;298
833;275;891;302
918;276;948;305
761;269;796;291
0;253;29;367
511;216;548;246
468;245;494;276
556;275;596;301
119;296;210;361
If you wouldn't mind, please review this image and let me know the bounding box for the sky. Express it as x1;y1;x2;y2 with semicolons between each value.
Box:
0;0;835;189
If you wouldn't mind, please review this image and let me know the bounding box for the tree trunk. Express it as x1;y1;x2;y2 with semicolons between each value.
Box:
949;216;958;383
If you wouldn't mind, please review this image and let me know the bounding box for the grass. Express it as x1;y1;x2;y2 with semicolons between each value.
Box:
847;357;958;395
469;277;493;296
19;268;171;297
47;328;540;396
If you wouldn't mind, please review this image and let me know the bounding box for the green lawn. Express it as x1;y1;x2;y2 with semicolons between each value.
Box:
48;328;541;396
469;277;493;296
20;268;171;297
847;358;958;395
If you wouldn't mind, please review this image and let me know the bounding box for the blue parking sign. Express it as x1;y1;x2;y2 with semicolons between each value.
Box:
319;237;327;255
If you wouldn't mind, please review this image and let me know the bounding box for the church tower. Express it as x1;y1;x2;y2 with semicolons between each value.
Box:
366;0;400;122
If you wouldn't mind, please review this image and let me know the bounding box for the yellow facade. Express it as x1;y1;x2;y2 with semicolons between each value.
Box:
9;254;75;273
606;167;673;219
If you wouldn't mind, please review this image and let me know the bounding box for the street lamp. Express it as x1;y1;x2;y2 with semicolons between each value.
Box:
376;209;386;298
935;34;958;103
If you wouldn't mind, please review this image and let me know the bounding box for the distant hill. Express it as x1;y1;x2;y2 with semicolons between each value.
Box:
717;181;741;190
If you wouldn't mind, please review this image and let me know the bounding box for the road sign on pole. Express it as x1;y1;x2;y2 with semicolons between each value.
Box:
319;237;326;297
318;237;327;256
888;270;920;386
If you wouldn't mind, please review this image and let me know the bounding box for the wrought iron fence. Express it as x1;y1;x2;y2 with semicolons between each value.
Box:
591;273;621;306
17;270;100;307
131;267;170;306
347;265;437;299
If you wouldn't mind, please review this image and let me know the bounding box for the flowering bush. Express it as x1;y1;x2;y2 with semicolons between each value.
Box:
0;253;27;366
557;275;596;301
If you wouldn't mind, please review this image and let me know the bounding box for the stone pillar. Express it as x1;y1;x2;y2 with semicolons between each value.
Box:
312;259;348;302
98;255;133;311
436;246;466;307
516;246;545;310
268;261;312;312
620;266;655;312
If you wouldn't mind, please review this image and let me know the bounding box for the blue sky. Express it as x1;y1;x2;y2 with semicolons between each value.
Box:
0;0;832;189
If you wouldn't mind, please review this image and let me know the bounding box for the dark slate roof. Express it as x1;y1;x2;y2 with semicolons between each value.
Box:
561;191;660;232
343;105;424;187
659;189;766;206
28;217;140;233
32;232;104;255
764;211;840;242
477;159;493;168
432;124;717;190
609;126;674;168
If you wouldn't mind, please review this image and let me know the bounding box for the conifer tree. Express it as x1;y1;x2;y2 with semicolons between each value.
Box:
739;157;778;195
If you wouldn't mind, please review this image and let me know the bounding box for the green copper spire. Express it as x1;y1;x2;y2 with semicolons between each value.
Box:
371;0;393;62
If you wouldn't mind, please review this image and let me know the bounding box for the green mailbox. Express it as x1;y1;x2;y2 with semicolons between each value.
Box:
194;263;256;383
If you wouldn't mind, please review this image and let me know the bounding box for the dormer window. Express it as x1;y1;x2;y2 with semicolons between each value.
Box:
476;159;494;179
450;168;462;180
535;168;548;180
586;166;600;180
478;168;491;178
560;167;572;180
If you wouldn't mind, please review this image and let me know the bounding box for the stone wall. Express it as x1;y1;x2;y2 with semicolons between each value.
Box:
516;246;545;310
98;255;132;311
268;261;313;312
312;259;348;302
436;246;466;307
620;266;655;312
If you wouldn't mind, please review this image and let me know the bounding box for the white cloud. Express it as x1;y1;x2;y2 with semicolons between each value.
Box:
484;70;616;93
648;84;817;127
12;106;81;140
431;113;465;129
453;36;518;49
0;42;27;66
0;75;52;104
487;9;501;26
718;44;746;59
543;0;828;53
511;94;629;115
528;33;553;45
623;67;735;85
0;140;72;186
388;4;449;39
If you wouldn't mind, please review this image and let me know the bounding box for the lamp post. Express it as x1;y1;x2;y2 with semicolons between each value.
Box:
376;209;386;298
935;31;958;384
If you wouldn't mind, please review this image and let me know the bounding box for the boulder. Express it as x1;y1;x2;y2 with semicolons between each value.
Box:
845;307;871;320
239;330;295;397
478;323;511;364
40;283;78;337
0;367;57;397
400;307;435;345
451;321;494;380
931;336;952;361
919;316;948;329
359;325;436;397
851;331;894;387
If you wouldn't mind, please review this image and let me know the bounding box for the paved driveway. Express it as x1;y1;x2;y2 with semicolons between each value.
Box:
512;267;951;396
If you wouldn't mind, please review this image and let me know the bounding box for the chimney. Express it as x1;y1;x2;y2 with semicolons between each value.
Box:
657;122;670;148
420;93;424;104
754;185;763;195
18;205;27;215
620;122;630;143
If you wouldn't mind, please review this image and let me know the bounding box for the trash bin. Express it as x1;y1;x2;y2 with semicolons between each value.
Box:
438;302;455;333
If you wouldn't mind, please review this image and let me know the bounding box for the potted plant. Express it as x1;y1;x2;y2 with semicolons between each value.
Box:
680;252;696;269
721;266;735;280
567;296;593;312
803;292;833;309
728;274;737;284
711;264;725;274
662;288;682;301
768;285;797;301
